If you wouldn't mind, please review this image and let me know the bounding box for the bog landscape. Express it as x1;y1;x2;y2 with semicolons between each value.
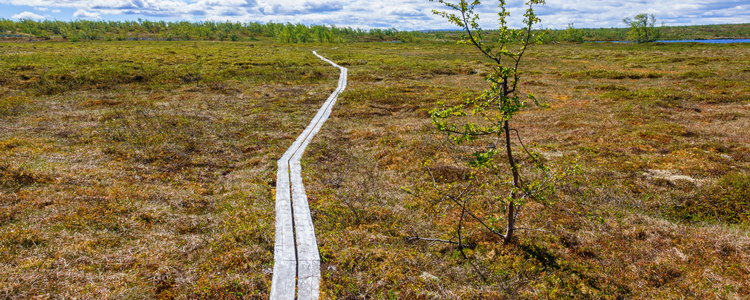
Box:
1;15;750;299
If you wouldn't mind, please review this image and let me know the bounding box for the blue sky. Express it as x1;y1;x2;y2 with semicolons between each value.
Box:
1;0;749;30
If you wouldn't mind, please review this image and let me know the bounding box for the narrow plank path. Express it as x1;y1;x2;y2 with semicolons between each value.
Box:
270;51;347;300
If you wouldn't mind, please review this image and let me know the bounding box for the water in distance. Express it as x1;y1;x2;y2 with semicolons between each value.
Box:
657;39;750;44
608;39;750;44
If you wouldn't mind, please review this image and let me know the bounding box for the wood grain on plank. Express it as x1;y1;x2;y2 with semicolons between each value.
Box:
271;51;347;300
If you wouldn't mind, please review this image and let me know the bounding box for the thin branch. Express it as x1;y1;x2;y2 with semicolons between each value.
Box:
457;197;467;257
508;127;557;202
312;208;335;219
525;176;553;197
442;128;497;137
446;194;506;239
510;128;541;167
510;2;538;93
467;258;488;282
460;9;500;63
342;195;362;223
405;237;473;248
444;132;459;147
426;166;439;190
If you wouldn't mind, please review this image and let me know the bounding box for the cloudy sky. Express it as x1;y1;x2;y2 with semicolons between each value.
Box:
1;0;749;30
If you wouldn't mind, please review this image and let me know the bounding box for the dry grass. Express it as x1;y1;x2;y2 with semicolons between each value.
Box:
305;42;750;298
2;40;749;298
0;41;336;298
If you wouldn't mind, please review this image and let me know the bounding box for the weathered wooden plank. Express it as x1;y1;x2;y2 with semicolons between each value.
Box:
269;260;296;300
297;260;321;300
270;160;296;300
271;51;347;300
289;51;346;265
289;162;319;263
273;161;296;262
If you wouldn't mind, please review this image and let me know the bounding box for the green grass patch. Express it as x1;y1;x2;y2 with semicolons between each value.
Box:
673;173;750;224
0;96;31;116
2;39;750;299
563;69;663;79
675;70;716;79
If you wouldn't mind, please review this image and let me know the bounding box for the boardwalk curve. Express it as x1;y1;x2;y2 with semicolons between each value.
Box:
270;51;347;300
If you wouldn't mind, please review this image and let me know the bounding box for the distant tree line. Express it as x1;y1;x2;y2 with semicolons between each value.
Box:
543;22;750;43
0;18;748;44
0;18;424;43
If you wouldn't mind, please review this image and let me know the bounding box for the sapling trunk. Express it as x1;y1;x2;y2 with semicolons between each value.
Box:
505;192;516;244
502;76;521;244
429;0;547;245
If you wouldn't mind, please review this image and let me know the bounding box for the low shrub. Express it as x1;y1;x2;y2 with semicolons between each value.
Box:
674;172;750;224
0;96;31;116
675;71;715;79
564;69;662;79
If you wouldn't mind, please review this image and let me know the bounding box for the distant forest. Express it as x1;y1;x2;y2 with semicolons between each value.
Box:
1;19;749;43
543;23;750;42
0;19;419;43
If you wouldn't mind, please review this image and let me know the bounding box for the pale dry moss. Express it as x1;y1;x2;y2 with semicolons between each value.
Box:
1;41;338;298
2;41;750;298
304;42;750;298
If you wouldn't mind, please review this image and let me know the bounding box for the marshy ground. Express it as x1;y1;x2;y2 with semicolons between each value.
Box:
1;40;749;298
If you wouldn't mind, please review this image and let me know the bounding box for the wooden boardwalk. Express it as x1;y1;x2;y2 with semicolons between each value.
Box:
270;51;347;300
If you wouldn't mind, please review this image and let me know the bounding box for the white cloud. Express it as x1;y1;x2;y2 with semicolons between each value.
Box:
0;0;748;29
35;7;48;11
387;6;425;17
11;11;46;19
256;0;345;16
539;0;750;29
73;9;101;19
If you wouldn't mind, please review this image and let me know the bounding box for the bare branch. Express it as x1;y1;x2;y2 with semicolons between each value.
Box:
467;258;488;282
460;9;500;63
457;199;466;256
446;194;506;239
426;166;439;191
405;237;473;248
510;128;541;167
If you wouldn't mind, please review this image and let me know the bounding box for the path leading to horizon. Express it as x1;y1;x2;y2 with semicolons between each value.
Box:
269;51;347;300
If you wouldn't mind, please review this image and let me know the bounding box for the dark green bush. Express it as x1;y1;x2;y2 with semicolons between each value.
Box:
564;69;662;79
675;173;750;224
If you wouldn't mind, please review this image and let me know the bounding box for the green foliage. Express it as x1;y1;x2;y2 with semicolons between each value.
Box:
676;70;715;79
563;23;584;43
541;22;750;43
0;42;335;96
429;0;552;244
564;69;662;79
675;173;750;224
3;18;748;45
596;84;629;91
0;18;428;43
623;13;662;43
0;96;31;116
430;0;547;143
2;32;750;299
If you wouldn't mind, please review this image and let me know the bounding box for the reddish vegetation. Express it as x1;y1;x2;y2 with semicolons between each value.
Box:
1;40;749;298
